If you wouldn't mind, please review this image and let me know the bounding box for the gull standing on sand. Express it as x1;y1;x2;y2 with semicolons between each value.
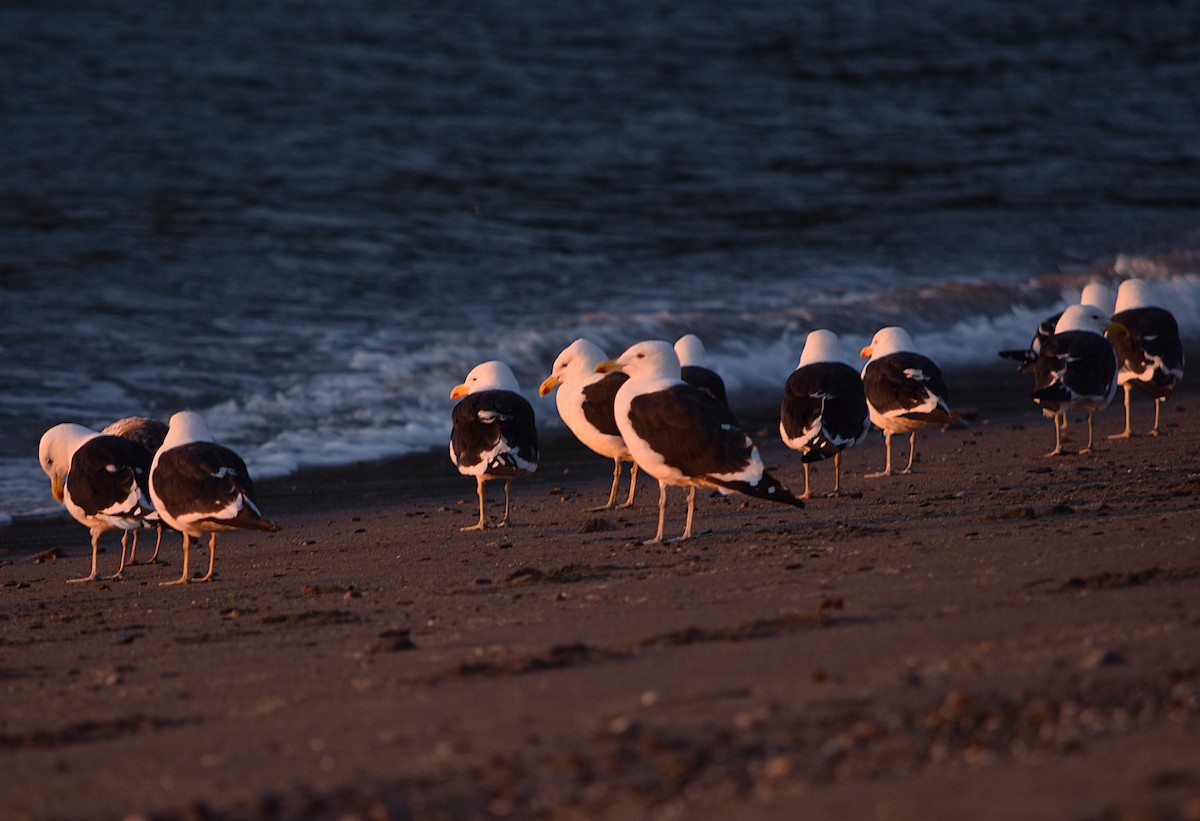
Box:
1000;282;1118;446
38;423;155;583
539;338;639;510
860;327;956;477
102;416;169;564
674;334;733;414
150;411;281;585
999;281;1117;371
450;360;539;531
1031;305;1122;457
596;340;802;543
780;330;870;498
1107;279;1185;438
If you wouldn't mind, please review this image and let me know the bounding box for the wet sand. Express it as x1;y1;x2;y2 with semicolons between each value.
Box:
2;372;1199;821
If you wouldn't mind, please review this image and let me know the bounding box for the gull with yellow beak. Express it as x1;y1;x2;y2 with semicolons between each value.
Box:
450;360;539;531
860;327;956;477
38;422;156;583
596;340;801;543
539;338;639;511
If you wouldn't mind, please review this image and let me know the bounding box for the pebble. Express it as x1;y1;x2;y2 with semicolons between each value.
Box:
1080;648;1127;670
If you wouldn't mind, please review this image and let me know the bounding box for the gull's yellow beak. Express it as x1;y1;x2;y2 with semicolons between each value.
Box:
537;375;560;397
1105;321;1128;339
450;383;469;399
860;345;873;359
51;475;64;503
595;359;623;374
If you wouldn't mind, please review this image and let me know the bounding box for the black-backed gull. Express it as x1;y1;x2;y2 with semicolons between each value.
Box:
38;423;155;583
102;416;169;564
780;330;870;498
149;411;280;585
1031;305;1121;456
1107;279;1184;438
450;361;539;531
860;326;956;477
596;340;801;543
674;334;733;415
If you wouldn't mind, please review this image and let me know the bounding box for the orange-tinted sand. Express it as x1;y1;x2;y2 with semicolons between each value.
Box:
2;375;1198;820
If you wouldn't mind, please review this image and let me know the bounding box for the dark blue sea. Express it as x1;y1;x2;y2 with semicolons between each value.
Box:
3;0;1199;519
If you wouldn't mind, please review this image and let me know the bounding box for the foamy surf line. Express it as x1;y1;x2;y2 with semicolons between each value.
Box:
4;259;1197;522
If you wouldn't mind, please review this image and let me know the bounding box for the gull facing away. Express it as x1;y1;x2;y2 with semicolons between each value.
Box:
1031;305;1122;457
674;334;733;415
860;327;956;477
998;281;1117;370
1107;279;1185;438
149;411;281;585
102;416;170;564
780;330;870;498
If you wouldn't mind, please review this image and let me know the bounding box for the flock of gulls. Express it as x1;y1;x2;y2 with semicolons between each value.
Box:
38;278;1183;584
38;412;280;585
450;276;1183;542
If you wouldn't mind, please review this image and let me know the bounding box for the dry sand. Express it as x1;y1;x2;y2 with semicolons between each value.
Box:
2;372;1199;821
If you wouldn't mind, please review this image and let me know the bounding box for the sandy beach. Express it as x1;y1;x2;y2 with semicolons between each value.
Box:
2;371;1199;821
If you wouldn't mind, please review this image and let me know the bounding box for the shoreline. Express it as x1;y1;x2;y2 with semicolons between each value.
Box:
2;365;1199;820
0;359;1058;557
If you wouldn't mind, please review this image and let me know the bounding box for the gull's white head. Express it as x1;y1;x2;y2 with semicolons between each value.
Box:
860;327;916;360
1079;281;1116;316
539;338;607;396
596;340;680;381
163;411;216;449
673;334;706;367
1114;278;1157;313
1054;304;1112;335
798;329;843;367
451;360;521;398
38;423;99;502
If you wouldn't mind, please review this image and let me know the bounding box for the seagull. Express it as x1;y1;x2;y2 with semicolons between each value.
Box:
1107;279;1185;438
596;340;802;543
780;330;870;498
101;416;169;564
38;423;155;583
102;416;168;454
860;327;956;477
999;281;1117;370
1031;305;1122;456
149;411;281;585
674;334;733;414
1000;282;1118;442
539;338;639;511
451;360;539;531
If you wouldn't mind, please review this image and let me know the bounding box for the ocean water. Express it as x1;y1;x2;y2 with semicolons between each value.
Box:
2;0;1199;520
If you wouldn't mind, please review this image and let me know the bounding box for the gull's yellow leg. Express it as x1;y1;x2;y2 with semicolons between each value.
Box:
161;533;193;586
